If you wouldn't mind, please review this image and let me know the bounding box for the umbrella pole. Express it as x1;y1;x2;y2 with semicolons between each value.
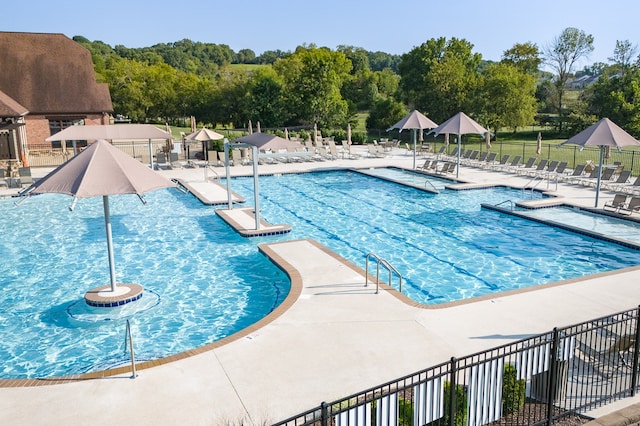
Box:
103;195;117;292
595;146;604;208
456;135;461;178
413;129;417;169
252;146;260;230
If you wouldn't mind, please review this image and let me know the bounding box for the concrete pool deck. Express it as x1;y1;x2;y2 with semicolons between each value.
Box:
2;146;640;424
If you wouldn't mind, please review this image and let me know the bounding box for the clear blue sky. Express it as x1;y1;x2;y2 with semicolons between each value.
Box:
4;0;638;68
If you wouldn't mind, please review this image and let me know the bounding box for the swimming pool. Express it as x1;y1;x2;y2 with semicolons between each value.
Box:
2;168;639;379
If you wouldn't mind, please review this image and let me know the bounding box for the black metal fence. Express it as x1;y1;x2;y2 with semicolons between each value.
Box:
274;306;640;426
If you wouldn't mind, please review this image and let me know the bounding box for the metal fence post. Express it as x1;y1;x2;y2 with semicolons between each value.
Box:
546;328;560;426
320;401;328;426
449;357;457;426
630;306;640;396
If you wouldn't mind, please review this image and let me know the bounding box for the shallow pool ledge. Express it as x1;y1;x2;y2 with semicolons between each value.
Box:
216;207;291;237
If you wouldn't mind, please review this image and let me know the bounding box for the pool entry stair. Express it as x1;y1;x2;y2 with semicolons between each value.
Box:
365;252;403;294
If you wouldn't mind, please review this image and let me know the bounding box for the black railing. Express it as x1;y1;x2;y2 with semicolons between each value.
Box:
274;306;640;426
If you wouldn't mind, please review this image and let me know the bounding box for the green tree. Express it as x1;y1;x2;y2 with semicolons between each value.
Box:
584;64;640;136
608;40;639;78
480;62;537;133
366;98;406;130
246;67;287;127
544;27;594;131
398;37;482;122
501;42;541;75
274;47;352;127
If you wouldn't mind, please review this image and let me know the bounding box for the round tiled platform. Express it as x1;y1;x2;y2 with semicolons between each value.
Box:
84;283;144;307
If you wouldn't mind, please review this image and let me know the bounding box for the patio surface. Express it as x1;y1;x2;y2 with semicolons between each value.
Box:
1;145;640;425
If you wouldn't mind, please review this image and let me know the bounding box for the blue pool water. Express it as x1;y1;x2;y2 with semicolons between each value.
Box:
1;168;639;379
0;190;290;379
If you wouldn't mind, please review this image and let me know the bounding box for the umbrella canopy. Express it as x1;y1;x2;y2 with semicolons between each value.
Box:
184;128;224;162
248;120;253;134
235;132;302;151
558;118;640;207
27;139;175;294
284;128;289;140
184;127;224;141
387;110;438;169
347;123;352;145
429;112;488;178
45;124;172;142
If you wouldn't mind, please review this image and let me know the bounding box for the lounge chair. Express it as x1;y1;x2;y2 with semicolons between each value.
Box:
18;167;34;186
604;170;632;191
496;155;521;172
571;165;599;185
513;157;536;174
494;154;510;168
603;194;628;213
619;197;640;216
563;164;586;183
481;152;498;168
518;158;546;176
616;174;640;195
583;167;615;187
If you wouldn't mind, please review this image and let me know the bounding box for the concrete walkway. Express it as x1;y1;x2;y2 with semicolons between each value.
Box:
1;147;640;425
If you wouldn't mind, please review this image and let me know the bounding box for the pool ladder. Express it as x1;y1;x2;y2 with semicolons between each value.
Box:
365;252;403;294
124;319;137;379
424;179;440;193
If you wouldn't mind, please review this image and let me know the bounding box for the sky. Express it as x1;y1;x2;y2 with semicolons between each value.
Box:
4;0;639;69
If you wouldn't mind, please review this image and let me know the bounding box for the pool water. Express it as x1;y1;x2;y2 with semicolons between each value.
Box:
229;170;640;304
0;190;290;379
1;168;639;379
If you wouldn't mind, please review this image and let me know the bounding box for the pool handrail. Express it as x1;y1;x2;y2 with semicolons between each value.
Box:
365;252;403;294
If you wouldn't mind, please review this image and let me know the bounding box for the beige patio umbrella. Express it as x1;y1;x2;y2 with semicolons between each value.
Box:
190;116;196;132
256;121;262;133
235;132;302;151
284;128;289;140
347;123;352;145
248;120;253;134
185;127;224;162
313;123;318;146
485;131;491;149
429;112;487;178
387;110;438;169
21;139;175;296
557;118;640;207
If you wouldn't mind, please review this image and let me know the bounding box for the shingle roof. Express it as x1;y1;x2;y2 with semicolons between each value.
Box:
0;32;113;115
0;89;28;117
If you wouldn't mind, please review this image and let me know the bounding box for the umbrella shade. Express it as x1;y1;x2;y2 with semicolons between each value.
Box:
235;132;302;151
347;123;352;144
387;109;438;131
45;124;172;142
387;110;438;170
558;118;640;207
536;132;542;155
430;112;488;178
26;139;175;294
429;112;487;136
184;127;224;141
559;118;640;149
30;139;175;197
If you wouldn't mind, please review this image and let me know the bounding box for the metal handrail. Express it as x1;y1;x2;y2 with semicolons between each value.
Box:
170;178;189;194
365;252;403;294
205;164;220;180
495;199;514;211
522;175;544;199
124;319;137;379
424;179;440;193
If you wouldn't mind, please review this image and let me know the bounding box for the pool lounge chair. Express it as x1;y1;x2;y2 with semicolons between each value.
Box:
619;197;640;216
18;167;34;186
513;157;536;175
603;194;628;213
616;174;640;195
495;155;521;172
604;170;632;191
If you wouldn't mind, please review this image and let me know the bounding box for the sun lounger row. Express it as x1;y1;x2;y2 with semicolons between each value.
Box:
603;194;640;215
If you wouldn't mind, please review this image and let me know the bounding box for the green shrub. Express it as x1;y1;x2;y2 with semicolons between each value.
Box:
442;381;467;426
502;363;526;414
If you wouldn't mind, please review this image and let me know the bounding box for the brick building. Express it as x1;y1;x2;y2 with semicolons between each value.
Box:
0;31;113;170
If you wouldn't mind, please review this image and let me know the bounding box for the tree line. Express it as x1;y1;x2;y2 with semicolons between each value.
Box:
74;28;640;138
